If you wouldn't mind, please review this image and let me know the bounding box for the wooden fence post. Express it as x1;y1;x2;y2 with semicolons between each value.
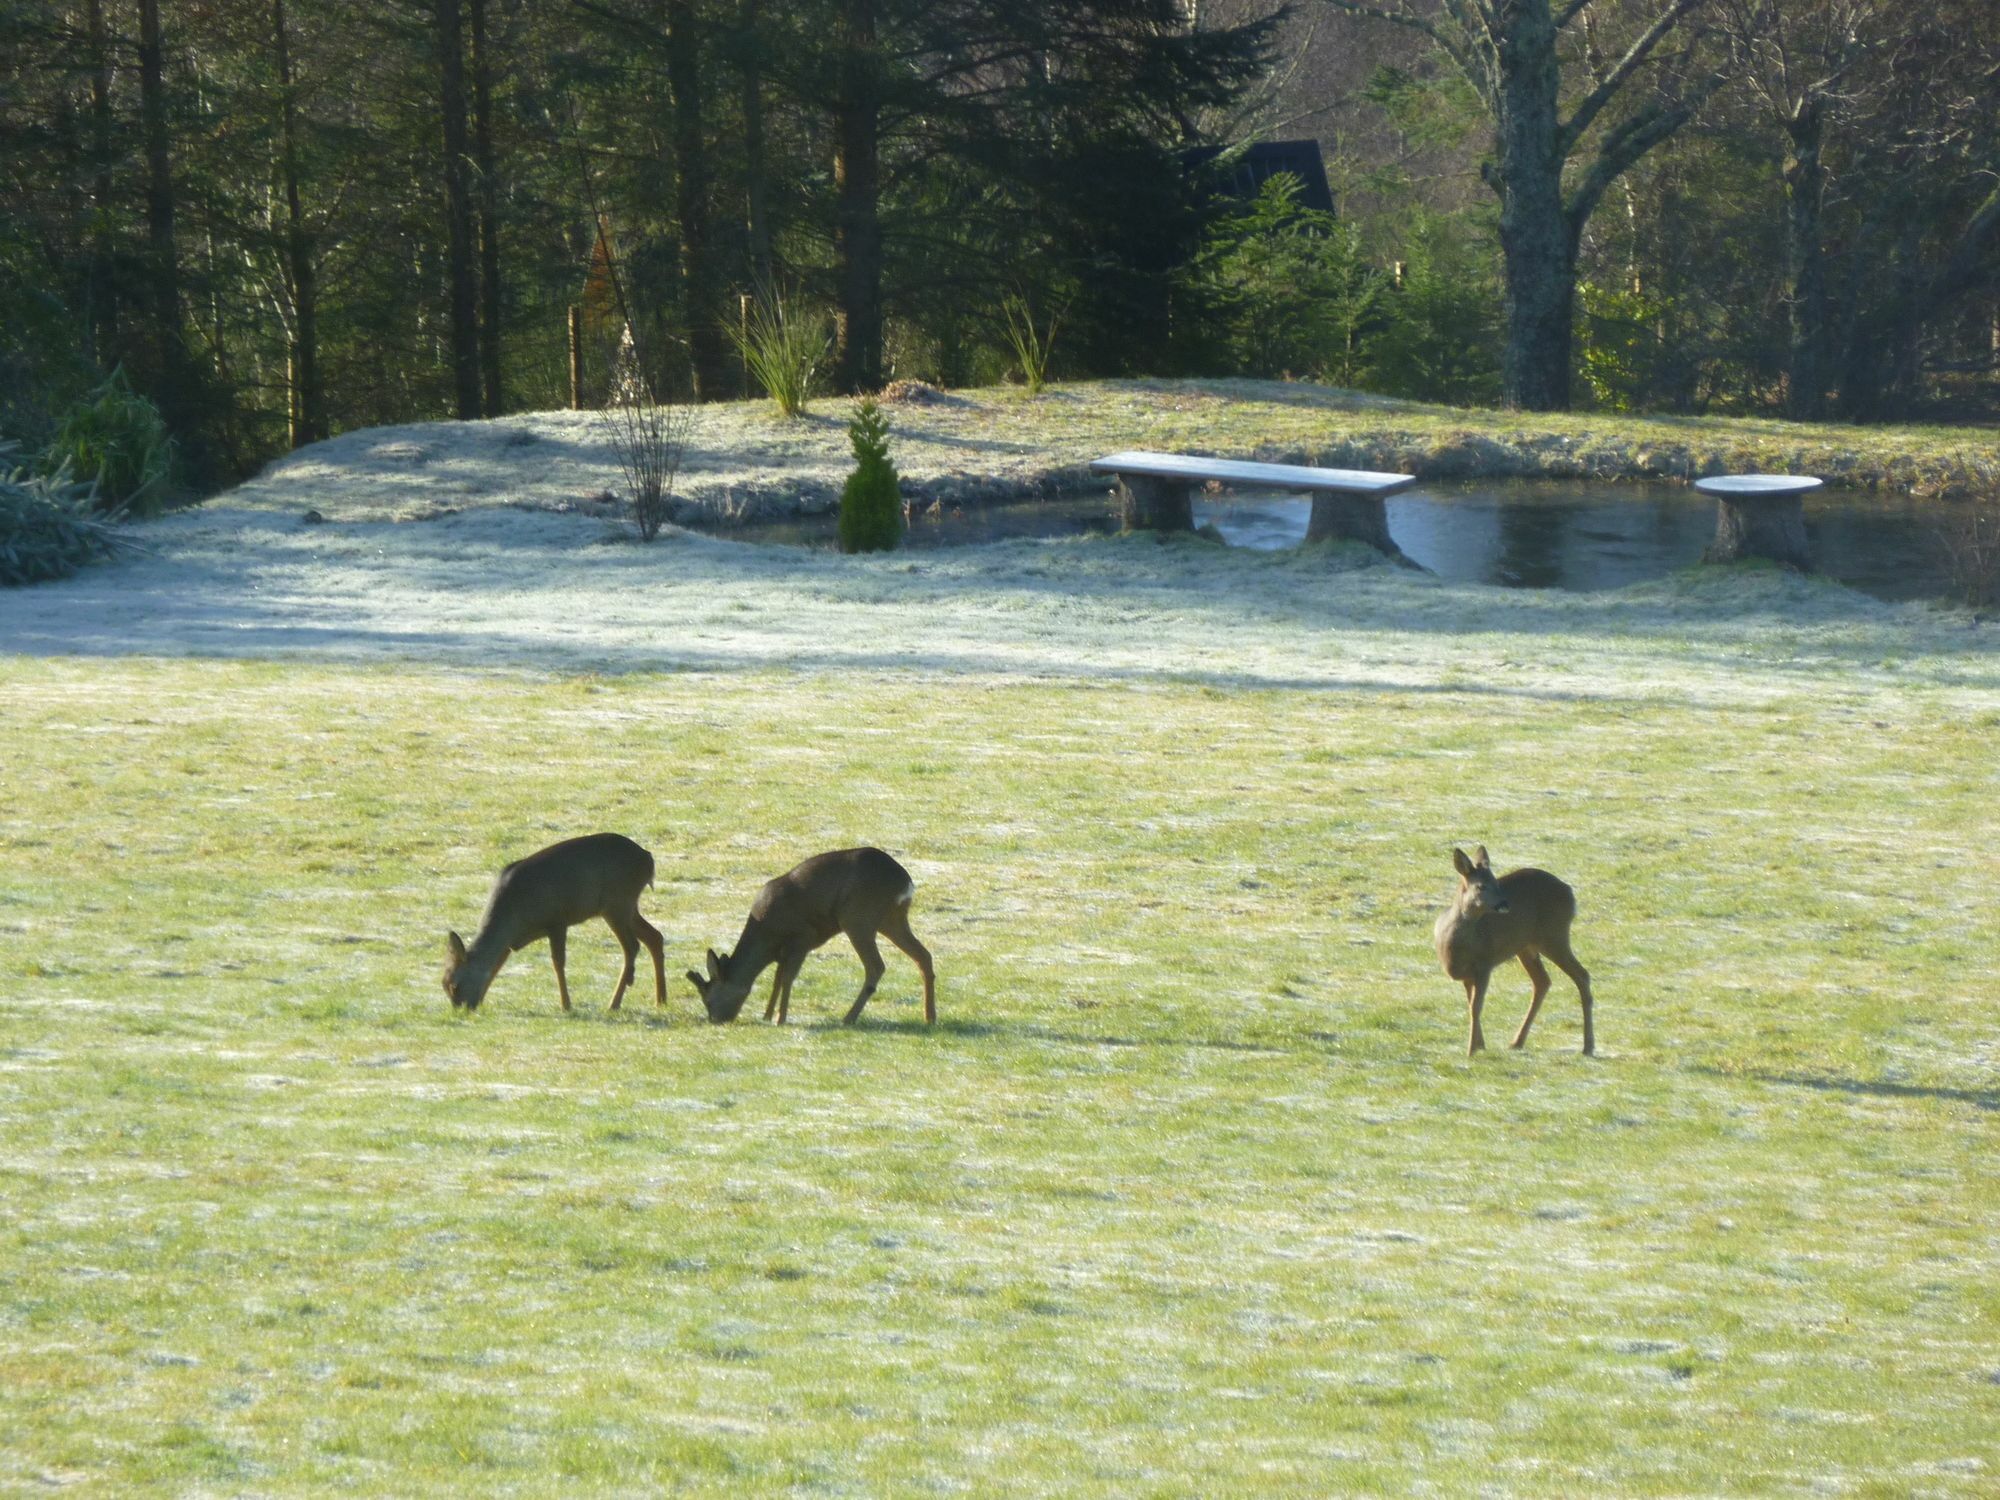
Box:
568;304;584;409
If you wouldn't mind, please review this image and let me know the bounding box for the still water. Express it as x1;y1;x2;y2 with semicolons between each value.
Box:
711;478;1953;601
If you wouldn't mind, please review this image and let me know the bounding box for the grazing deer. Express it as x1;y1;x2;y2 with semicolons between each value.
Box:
1434;846;1595;1056
443;832;666;1013
685;847;936;1026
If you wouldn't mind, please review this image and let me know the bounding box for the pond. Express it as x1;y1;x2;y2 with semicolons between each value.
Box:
703;478;1958;601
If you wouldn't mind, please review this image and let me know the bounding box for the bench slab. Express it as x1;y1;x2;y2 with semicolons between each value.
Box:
1091;450;1415;555
1090;450;1416;498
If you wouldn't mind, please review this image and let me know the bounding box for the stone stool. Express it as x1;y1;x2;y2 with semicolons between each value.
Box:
1695;474;1823;571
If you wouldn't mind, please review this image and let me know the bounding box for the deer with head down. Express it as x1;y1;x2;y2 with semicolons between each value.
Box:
443;832;666;1013
1434;845;1595;1057
686;846;936;1026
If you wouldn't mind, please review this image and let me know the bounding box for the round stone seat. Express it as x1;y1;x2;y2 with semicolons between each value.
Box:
1695;474;1823;571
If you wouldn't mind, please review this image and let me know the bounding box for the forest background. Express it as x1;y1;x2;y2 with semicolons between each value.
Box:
2;0;1997;496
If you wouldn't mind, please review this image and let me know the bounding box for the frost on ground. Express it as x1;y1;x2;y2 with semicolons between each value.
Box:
0;397;1994;710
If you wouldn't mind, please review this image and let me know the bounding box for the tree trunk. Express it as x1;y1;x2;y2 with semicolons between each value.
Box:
1490;4;1576;412
833;0;883;393
664;0;726;399
136;0;186;393
273;0;325;446
436;0;481;420
740;0;774;293
1781;100;1828;422
84;0;118;367
470;0;503;416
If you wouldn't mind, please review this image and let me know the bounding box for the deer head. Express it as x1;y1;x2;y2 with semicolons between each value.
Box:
684;947;753;1023
1451;846;1511;917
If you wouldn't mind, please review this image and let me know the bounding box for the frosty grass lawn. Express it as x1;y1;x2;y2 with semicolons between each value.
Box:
2;385;1998;1494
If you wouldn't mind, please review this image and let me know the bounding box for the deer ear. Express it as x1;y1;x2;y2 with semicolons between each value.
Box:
1472;845;1490;869
1452;848;1474;879
705;949;723;980
447;931;467;964
684;969;709;996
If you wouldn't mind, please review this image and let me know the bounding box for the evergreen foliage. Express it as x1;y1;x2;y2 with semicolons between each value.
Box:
837;398;902;554
0;443;122;587
42;370;173;516
0;0;1994;460
1187;174;1387;387
1369;216;1504;407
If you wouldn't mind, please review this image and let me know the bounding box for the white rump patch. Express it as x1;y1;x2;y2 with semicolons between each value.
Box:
898;882;915;906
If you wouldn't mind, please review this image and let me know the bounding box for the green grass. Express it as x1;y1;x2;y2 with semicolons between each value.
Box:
1;655;1996;1494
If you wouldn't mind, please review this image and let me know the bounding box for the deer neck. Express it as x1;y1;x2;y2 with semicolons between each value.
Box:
728;915;778;981
1441;902;1493;960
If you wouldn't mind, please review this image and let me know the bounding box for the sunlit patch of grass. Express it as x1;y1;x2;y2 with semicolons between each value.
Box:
0;652;1995;1493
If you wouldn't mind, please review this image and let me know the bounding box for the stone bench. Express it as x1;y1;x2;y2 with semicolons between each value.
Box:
1089;450;1417;556
1695;474;1824;572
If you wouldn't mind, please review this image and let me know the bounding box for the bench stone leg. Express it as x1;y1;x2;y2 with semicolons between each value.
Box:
1116;475;1193;533
1305;492;1403;557
1704;494;1810;571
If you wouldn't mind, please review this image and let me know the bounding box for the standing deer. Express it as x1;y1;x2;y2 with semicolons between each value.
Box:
443;832;666;1013
1434;846;1595;1056
685;847;936;1026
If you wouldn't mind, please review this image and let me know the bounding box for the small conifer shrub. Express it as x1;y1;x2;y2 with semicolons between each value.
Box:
838;397;903;554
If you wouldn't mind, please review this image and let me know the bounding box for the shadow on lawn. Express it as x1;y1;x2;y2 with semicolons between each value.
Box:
813;1015;1290;1054
3;499;1990;693
554;1005;1298;1054
1703;1066;1998;1112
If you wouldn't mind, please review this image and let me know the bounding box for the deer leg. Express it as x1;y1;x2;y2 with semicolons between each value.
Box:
548;927;573;1012
1543;936;1595;1056
768;953;806;1024
627;912;665;1006
1512;950;1552;1049
1466;975;1487;1055
880;906;936;1025
605;913;638;1011
842;928;887;1026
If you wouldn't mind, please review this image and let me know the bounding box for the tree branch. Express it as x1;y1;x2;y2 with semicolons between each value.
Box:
1555;0;1594;28
1564;64;1727;231
1312;0;1495;105
1308;0;1441;42
1560;0;1708;156
1931;180;2000;306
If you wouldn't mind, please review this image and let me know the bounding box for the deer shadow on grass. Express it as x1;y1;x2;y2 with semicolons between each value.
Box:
1699;1066;1998;1112
840;1015;1288;1054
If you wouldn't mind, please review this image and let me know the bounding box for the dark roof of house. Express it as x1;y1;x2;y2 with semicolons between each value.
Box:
1184;140;1336;216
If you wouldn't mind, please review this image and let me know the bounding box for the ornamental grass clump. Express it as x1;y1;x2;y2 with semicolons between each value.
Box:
729;288;831;418
1;441;124;587
1000;293;1065;395
838;397;902;554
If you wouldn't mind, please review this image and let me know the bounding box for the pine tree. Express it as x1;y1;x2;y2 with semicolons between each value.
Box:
837;397;901;553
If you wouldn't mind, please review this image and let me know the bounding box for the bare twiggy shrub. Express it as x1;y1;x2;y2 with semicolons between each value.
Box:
601;366;692;543
1932;500;2000;609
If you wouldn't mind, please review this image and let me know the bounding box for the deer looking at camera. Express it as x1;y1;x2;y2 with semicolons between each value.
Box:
443;832;666;1013
1434;845;1595;1056
685;847;936;1026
